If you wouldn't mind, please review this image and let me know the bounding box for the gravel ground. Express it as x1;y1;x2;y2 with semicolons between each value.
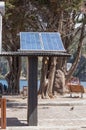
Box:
2;93;86;130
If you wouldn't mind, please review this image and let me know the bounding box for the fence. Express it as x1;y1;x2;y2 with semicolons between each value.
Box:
0;98;6;129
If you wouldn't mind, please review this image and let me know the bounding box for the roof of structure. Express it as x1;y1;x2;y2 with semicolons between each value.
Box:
0;32;70;57
0;51;70;57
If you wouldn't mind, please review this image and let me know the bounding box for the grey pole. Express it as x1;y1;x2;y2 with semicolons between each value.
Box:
0;1;5;54
27;56;38;126
0;13;2;53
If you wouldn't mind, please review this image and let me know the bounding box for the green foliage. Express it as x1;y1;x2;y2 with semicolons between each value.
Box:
3;0;85;50
2;0;86;93
37;0;50;4
6;0;23;6
51;0;83;10
6;1;15;10
74;60;86;76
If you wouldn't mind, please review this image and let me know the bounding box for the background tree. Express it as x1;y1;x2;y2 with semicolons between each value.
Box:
3;0;28;94
37;0;86;98
2;0;86;95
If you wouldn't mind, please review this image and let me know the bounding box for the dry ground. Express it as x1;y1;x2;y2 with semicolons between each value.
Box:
2;92;86;130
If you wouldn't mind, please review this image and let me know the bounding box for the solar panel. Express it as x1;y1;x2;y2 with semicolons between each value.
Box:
20;32;42;50
20;32;66;52
40;32;65;51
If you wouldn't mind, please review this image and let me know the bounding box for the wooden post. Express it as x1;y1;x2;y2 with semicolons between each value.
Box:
1;98;6;129
27;56;38;126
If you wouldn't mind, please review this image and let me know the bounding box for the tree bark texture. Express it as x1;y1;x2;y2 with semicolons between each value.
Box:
47;57;57;98
5;56;21;94
38;57;49;98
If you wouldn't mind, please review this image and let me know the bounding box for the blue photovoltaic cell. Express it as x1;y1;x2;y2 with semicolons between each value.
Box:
20;32;42;50
20;32;66;51
41;33;65;51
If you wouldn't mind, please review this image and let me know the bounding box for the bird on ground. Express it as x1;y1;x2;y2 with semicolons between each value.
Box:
70;106;74;111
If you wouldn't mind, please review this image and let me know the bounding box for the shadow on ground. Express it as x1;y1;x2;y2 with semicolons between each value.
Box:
7;101;27;109
7;118;28;126
7;100;27;109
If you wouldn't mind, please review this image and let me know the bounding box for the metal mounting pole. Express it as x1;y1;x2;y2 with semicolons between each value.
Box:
27;56;38;126
0;13;2;54
0;1;5;54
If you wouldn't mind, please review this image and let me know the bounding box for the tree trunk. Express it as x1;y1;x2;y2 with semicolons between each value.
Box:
38;57;49;98
5;56;21;94
47;57;57;98
65;15;86;84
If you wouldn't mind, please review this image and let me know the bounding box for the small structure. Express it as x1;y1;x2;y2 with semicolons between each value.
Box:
0;32;70;126
67;84;84;98
0;98;6;129
23;86;28;96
